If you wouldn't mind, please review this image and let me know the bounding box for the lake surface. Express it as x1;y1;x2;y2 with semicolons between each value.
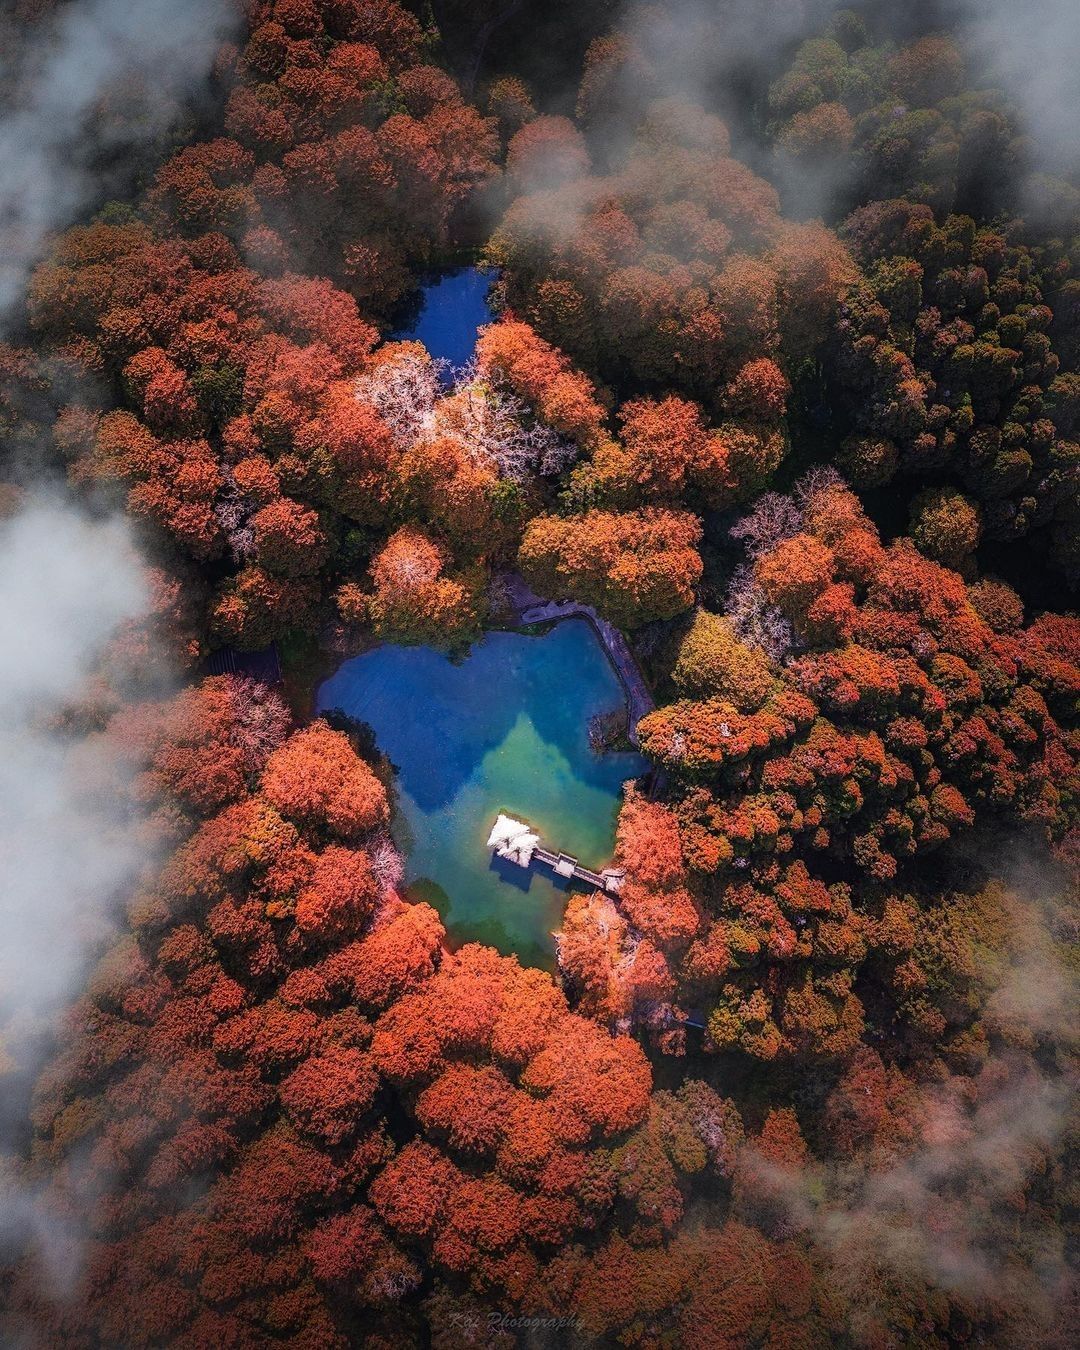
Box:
315;620;648;969
391;264;496;379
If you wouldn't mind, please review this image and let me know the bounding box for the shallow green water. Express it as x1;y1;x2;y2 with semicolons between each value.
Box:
315;620;648;969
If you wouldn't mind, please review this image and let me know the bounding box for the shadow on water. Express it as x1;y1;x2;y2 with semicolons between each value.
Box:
488;852;534;892
527;620;646;795
406;877;451;912
534;865;576;896
315;621;648;970
409;873;552;970
317;640;522;813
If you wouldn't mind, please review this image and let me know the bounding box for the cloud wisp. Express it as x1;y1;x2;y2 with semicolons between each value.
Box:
0;0;235;1305
0;501;150;1022
0;0;236;319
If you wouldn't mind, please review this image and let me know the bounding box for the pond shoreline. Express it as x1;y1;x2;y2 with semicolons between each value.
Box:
304;573;658;745
314;615;648;969
498;573;656;747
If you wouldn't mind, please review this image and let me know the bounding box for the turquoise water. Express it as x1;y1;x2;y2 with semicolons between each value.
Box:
315;620;647;969
391;264;496;380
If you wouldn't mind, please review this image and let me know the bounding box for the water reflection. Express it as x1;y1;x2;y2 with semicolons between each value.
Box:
391;264;496;381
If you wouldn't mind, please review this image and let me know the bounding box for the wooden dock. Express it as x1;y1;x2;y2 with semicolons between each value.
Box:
487;814;624;894
532;846;618;892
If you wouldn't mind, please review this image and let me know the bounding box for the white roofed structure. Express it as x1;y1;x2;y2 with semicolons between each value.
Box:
487;814;541;866
487;813;623;892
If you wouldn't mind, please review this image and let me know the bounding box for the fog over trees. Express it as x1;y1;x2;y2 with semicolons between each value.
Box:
0;2;1076;1347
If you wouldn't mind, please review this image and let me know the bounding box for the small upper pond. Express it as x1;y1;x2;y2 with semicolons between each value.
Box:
315;619;648;970
390;264;497;380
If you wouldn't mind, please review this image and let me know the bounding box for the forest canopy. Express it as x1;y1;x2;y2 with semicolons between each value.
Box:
0;2;1076;1348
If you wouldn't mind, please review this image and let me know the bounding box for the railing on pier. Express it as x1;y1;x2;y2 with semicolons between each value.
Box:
532;846;613;892
488;814;624;894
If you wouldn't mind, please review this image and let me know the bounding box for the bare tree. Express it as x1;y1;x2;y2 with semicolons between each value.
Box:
436;362;576;481
729;491;803;559
225;677;291;773
354;350;445;448
794;463;845;506
725;563;794;660
367;829;405;897
213;472;256;563
355;353;577;482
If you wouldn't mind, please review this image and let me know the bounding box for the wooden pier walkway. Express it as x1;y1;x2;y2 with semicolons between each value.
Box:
532;845;615;892
488;814;624;894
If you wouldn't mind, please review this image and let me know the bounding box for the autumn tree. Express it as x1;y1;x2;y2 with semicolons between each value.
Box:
909;486;982;571
366;526;479;644
672;610;775;709
519;508;702;627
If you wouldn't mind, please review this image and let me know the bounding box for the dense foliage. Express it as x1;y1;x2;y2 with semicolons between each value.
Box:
2;1;1077;1347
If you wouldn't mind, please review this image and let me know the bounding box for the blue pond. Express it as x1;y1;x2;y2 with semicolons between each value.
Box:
391;264;497;379
315;620;648;970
